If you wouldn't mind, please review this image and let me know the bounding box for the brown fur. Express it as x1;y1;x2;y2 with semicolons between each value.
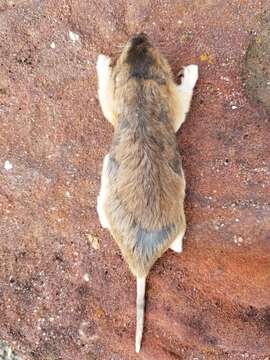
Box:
99;34;186;277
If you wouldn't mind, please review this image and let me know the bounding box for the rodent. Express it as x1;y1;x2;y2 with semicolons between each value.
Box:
96;33;198;352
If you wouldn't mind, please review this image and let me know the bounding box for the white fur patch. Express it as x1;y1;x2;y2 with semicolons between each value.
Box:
96;54;111;74
169;231;185;253
97;195;110;229
97;154;110;229
181;64;199;91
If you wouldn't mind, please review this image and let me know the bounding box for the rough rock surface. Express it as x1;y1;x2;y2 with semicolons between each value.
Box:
0;1;270;359
0;340;21;360
243;12;270;116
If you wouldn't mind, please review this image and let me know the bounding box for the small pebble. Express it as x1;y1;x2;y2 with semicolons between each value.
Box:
86;234;100;250
4;160;12;171
69;31;79;42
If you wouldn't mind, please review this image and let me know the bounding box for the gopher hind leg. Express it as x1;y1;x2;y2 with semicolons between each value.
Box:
169;229;186;253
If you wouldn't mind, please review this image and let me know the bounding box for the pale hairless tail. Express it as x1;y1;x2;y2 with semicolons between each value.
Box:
136;276;146;352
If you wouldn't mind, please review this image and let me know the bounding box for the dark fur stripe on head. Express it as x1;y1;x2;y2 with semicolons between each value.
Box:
126;35;153;79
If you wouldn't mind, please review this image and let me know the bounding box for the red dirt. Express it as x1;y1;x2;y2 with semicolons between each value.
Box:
0;1;270;359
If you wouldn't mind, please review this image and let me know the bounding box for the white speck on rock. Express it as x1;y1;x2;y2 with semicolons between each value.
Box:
86;234;100;250
4;160;12;170
232;105;237;109
234;235;244;245
83;273;90;282
50;42;56;49
69;31;80;42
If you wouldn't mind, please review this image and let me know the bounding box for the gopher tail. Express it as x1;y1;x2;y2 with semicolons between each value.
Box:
135;276;146;352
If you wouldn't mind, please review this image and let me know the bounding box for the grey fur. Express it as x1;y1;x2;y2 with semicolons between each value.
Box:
134;224;176;258
107;156;119;178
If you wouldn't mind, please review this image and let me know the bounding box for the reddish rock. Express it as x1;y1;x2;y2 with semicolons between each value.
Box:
0;1;269;359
